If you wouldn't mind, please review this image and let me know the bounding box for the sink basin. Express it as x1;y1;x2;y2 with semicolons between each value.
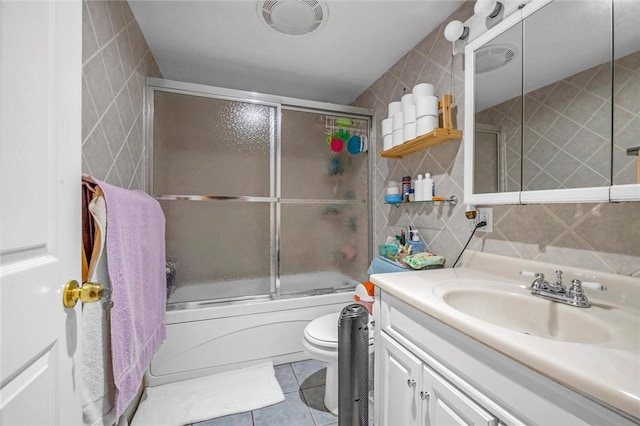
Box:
437;282;614;344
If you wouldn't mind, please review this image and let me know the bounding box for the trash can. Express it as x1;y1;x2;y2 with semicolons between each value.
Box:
338;303;369;426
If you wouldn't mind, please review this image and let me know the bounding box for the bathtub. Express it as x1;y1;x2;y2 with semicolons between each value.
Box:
147;272;358;387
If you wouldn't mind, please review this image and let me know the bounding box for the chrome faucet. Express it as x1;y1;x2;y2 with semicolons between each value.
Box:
521;270;607;308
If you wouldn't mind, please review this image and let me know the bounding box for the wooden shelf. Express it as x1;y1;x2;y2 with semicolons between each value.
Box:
380;128;463;159
379;93;463;159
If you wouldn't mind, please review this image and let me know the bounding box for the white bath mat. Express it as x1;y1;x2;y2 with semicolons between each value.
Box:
131;361;284;426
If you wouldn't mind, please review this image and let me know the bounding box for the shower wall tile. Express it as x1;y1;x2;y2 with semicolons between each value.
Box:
82;0;161;191
352;0;640;276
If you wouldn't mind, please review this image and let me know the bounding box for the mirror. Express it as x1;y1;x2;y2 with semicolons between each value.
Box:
473;20;523;196
522;1;611;192
465;0;640;204
612;0;640;188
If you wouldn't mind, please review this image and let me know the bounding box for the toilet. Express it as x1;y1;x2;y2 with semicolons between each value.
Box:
302;261;405;415
302;310;374;415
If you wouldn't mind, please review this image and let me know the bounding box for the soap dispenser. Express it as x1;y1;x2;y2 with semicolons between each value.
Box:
407;227;426;253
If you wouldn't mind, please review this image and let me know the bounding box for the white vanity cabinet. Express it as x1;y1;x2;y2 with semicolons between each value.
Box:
373;290;639;426
378;332;498;426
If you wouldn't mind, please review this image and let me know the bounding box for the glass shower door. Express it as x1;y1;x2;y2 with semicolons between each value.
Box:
279;109;370;295
153;91;277;304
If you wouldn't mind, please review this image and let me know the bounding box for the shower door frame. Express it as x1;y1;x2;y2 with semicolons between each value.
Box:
145;77;374;307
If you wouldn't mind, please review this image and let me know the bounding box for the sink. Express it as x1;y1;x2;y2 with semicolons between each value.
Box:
437;281;614;344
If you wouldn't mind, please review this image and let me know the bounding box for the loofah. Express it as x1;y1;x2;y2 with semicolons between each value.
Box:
330;137;343;152
347;135;361;154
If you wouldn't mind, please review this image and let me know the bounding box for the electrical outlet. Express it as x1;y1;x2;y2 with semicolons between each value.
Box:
476;207;493;232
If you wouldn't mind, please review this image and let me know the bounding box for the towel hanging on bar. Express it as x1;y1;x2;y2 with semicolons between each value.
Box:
82;176;99;283
92;178;167;418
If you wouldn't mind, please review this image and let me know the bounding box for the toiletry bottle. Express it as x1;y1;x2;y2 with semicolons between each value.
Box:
386;180;400;196
424;173;434;200
408;228;426;253
402;176;411;202
415;174;424;202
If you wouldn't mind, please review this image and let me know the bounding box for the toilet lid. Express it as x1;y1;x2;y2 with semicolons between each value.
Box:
304;312;374;349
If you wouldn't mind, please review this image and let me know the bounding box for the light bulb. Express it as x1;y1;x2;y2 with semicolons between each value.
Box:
444;20;469;42
474;0;502;18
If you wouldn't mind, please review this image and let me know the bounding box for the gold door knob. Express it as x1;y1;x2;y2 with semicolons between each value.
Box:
62;280;108;308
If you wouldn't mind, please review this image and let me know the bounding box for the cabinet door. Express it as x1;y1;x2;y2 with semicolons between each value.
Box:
421;363;498;426
378;333;423;426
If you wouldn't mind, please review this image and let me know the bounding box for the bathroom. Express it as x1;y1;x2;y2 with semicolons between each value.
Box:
1;0;638;425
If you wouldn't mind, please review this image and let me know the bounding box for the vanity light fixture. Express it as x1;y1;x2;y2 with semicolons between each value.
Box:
444;20;470;42
444;0;515;54
474;0;503;19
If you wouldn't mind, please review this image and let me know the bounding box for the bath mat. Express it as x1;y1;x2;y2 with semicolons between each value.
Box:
131;362;284;426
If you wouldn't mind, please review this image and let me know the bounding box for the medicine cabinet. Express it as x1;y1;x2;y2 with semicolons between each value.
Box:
464;0;640;204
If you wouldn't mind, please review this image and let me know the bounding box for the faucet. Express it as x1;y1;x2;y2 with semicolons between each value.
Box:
521;270;607;308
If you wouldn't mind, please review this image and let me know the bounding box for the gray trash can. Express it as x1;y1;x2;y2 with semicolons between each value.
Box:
338;303;369;426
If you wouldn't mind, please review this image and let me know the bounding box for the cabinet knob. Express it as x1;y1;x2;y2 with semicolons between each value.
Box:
420;390;430;400
407;379;416;388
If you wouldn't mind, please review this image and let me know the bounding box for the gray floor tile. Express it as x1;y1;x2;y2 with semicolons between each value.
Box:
301;385;337;426
253;391;315;426
191;411;253;426
291;359;327;389
274;363;299;394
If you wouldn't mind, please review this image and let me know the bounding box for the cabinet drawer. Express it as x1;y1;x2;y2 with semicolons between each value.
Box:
379;290;439;356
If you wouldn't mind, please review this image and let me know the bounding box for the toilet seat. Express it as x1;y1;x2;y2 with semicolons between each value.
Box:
304;312;374;351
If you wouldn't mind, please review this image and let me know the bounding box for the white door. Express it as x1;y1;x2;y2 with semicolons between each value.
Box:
0;1;82;425
378;333;423;426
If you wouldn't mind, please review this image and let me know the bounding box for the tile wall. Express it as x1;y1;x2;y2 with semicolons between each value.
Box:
82;0;161;191
352;1;640;276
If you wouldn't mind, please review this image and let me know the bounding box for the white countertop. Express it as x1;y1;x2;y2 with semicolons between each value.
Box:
370;251;640;420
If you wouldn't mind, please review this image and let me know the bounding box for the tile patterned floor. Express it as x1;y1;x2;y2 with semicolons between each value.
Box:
187;359;338;426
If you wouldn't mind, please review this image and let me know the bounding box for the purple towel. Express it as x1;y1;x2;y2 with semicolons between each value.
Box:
96;179;167;418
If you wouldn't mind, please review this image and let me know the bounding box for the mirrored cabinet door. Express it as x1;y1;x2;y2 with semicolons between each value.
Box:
612;0;640;188
473;21;523;195
522;0;612;192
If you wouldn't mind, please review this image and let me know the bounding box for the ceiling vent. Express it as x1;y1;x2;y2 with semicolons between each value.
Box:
259;0;327;36
475;44;517;73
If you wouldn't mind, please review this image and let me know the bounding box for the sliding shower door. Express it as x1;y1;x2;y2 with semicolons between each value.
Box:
150;82;371;305
279;109;369;295
153;91;277;303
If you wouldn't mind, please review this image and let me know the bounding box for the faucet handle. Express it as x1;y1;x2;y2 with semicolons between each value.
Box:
579;281;607;291
568;279;591;307
521;270;544;278
555;270;563;284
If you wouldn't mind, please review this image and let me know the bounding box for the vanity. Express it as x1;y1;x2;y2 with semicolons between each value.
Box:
371;251;640;425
